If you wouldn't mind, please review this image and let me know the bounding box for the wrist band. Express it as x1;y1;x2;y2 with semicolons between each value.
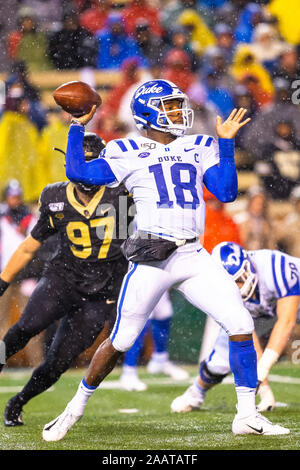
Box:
257;348;279;382
0;278;9;296
218;138;234;159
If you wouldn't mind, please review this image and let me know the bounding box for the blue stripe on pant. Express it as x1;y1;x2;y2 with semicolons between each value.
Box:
111;263;138;344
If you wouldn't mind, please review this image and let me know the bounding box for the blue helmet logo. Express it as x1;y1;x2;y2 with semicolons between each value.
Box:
211;242;258;301
131;79;194;137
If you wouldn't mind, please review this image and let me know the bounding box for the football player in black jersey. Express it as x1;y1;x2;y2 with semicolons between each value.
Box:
0;133;132;426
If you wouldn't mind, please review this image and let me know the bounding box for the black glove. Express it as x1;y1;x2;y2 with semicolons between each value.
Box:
0;278;9;296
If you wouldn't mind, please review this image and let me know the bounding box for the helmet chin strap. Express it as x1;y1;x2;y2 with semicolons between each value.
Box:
138;121;186;137
169;127;186;137
76;183;100;196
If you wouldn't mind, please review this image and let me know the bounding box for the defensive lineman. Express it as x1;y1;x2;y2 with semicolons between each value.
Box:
171;242;300;414
43;79;289;440
0;134;131;425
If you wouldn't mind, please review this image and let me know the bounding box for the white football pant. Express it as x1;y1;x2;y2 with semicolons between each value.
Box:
150;290;173;320
110;241;254;352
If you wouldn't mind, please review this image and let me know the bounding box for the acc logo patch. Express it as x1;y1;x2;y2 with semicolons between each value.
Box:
138;152;150;158
49;202;64;212
55;213;64;219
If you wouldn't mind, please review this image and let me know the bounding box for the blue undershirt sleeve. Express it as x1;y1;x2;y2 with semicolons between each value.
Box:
203;138;237;203
65;124;117;185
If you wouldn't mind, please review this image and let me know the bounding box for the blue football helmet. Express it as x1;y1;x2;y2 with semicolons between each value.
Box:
211;242;258;301
130;79;194;137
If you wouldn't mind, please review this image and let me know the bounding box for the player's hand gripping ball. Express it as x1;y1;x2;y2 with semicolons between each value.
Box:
53;81;102;117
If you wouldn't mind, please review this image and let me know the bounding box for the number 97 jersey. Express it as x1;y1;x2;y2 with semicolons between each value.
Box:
103;133;219;240
30;181;132;296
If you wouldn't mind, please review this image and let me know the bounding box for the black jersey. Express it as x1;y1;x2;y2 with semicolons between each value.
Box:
31;182;132;296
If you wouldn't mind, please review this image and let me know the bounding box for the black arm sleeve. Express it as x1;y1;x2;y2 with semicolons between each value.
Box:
30;188;58;242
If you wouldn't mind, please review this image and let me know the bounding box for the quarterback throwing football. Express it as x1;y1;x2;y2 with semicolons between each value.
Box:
43;80;289;441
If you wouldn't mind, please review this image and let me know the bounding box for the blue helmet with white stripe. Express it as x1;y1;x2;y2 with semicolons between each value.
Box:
211;242;258;301
130;79;194;137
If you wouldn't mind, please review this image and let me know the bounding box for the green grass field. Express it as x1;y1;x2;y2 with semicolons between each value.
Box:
0;362;300;451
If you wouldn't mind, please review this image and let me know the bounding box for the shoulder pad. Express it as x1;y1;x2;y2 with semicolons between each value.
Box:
40;182;68;205
113;138;139;152
271;251;300;297
193;135;215;147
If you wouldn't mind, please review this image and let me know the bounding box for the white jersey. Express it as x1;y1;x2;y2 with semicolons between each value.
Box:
103;133;219;240
245;249;300;320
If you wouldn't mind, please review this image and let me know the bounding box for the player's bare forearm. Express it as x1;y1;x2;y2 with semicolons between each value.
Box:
0;235;41;284
266;317;297;357
257;296;299;383
266;295;299;356
253;330;264;360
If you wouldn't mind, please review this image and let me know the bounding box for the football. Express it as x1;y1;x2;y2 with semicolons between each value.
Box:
53;81;102;117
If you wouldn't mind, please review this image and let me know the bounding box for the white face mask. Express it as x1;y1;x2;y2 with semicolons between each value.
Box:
234;259;258;301
149;96;194;137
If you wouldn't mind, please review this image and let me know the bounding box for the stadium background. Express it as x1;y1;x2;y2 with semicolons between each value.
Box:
0;0;300;368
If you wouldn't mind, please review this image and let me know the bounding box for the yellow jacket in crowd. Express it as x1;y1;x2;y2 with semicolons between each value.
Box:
230;45;274;96
36;115;69;193
178;9;215;56
0;111;40;202
268;0;300;45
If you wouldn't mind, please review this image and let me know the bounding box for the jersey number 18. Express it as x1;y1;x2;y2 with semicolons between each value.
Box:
149;163;199;209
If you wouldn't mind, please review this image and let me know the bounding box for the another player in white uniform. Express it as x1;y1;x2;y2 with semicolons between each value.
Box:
171;242;300;413
42;80;289;441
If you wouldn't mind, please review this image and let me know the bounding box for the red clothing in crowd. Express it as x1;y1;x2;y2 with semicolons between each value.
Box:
162;49;195;93
101;58;141;115
122;0;163;37
80;2;109;34
93;57;140;141
202;187;242;253
7;31;23;59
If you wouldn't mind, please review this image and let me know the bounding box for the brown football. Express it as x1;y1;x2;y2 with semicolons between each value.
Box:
53;81;102;117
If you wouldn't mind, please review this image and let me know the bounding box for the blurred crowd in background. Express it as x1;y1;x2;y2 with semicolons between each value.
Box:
0;0;300;366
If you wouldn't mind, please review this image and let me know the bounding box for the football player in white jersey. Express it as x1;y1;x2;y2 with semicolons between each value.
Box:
171;241;300;414
42;80;289;441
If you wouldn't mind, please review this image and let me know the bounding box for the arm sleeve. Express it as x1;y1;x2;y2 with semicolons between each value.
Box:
30;189;58;242
65;124;117;186
203;138;238;203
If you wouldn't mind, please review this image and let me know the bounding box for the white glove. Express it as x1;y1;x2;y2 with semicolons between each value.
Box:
257;383;276;412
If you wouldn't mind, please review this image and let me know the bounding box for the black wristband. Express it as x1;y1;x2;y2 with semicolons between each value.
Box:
0;278;9;296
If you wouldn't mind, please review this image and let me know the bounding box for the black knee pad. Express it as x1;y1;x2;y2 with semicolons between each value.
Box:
199;360;227;385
